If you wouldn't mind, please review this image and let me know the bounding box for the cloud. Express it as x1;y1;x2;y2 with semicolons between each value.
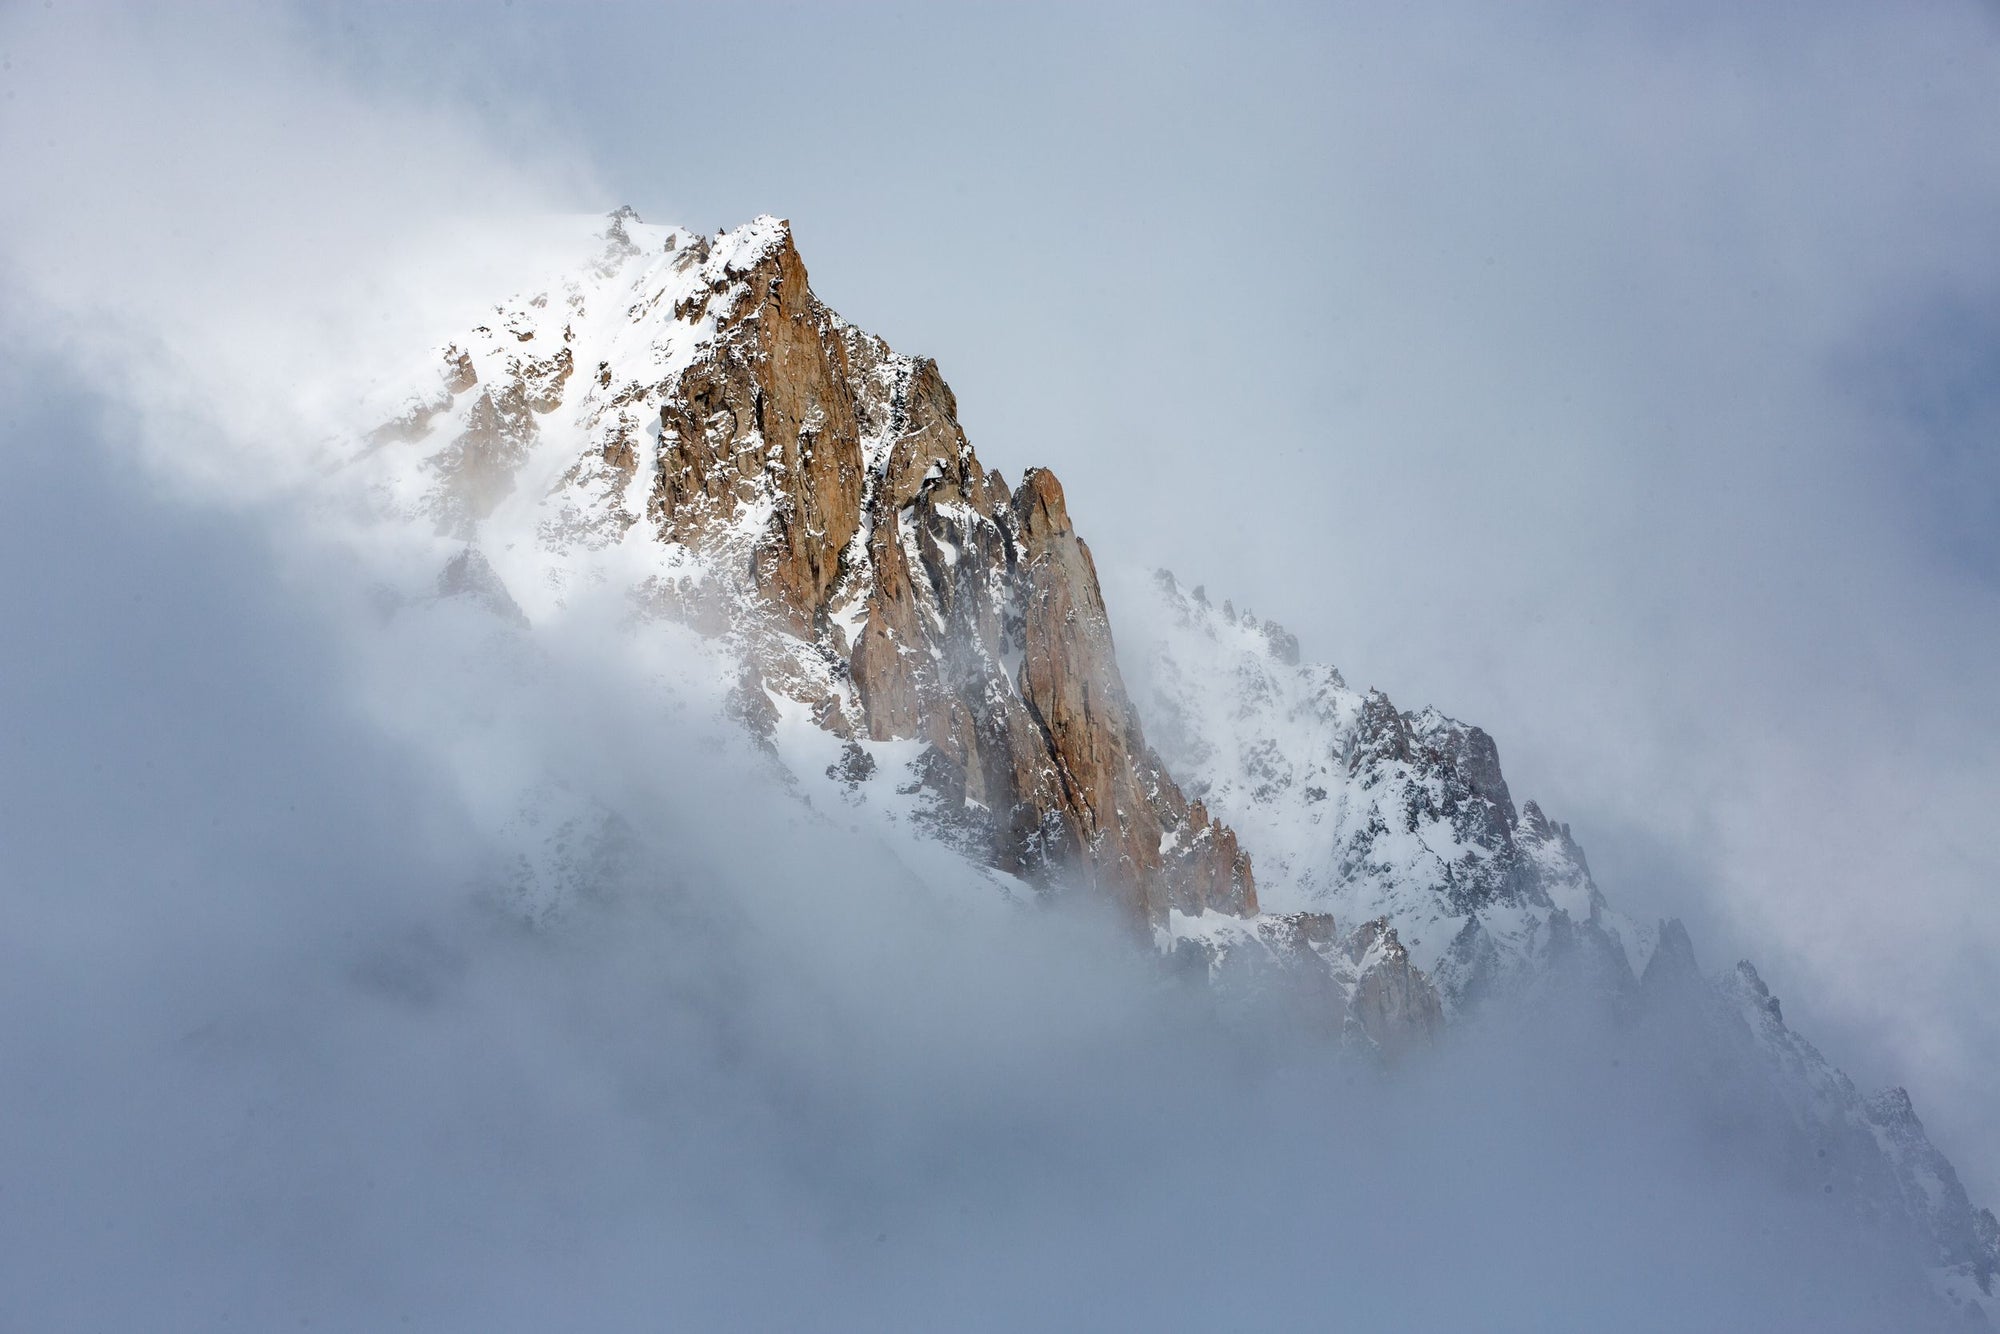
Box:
0;360;1953;1330
1;3;1993;1328
0;1;601;497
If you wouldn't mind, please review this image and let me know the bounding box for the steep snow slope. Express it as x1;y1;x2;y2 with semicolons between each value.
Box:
345;210;1440;1047
1131;570;1645;1011
354;209;768;616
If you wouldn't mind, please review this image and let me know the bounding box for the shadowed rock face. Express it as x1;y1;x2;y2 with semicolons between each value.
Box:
636;222;1255;926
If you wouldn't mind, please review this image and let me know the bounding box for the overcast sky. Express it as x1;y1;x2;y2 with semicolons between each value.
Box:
2;1;1996;1311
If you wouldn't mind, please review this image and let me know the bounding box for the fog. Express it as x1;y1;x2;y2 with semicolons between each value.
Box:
0;364;1950;1329
1;3;1994;1328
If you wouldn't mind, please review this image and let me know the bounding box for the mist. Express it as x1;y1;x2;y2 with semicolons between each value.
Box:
266;0;2000;1202
0;360;1950;1329
2;3;1994;1329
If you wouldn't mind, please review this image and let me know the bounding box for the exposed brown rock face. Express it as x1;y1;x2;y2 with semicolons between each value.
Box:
651;232;865;639
637;221;1254;926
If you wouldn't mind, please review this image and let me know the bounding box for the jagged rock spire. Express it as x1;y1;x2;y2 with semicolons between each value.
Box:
379;211;1256;928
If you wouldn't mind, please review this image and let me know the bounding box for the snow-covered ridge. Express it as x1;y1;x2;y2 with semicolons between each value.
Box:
1130;569;1647;1007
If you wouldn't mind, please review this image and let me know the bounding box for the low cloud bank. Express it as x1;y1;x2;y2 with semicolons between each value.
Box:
0;374;1952;1331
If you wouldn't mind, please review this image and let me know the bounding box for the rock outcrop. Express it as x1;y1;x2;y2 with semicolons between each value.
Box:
1134;569;2000;1313
1166;909;1442;1056
372;211;1254;931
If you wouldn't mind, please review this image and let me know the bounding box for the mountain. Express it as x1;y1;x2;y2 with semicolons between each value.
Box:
368;208;1251;929
357;210;1997;1323
1129;570;1999;1316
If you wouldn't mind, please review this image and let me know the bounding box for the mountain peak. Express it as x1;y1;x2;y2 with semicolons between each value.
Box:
361;213;1255;930
1866;1085;1921;1128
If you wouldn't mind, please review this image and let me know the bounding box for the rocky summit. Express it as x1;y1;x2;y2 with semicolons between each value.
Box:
362;211;1996;1323
367;210;1252;932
